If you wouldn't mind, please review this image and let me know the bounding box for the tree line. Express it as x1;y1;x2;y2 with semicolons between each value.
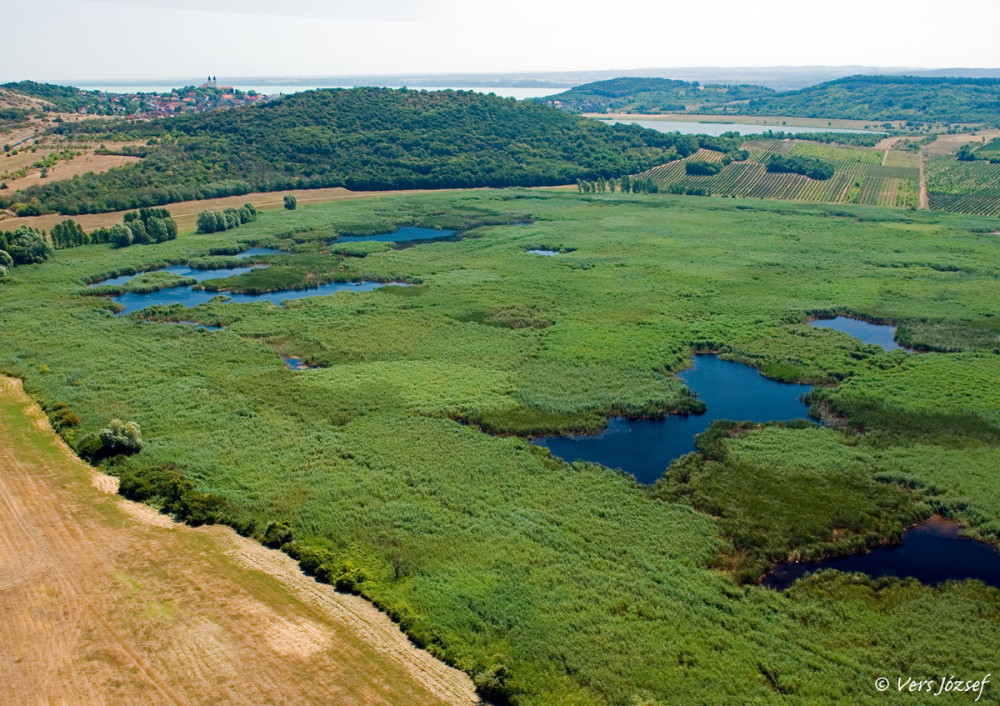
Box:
2;88;742;215
196;203;258;233
576;175;659;193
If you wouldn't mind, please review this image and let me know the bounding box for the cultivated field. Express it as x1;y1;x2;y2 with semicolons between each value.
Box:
0;375;476;706
640;139;921;208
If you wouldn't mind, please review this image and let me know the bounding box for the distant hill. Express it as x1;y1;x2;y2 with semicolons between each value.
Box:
716;75;1000;124
4;87;718;215
541;77;775;113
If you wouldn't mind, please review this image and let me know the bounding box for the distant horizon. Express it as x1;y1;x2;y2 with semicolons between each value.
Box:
13;65;1000;95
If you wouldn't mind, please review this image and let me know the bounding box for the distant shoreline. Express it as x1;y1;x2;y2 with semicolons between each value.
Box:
583;112;898;131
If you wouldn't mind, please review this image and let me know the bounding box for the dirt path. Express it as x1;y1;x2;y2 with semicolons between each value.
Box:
0;375;478;706
919;150;930;210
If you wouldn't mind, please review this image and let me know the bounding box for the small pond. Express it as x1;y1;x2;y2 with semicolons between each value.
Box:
810;316;905;352
526;249;559;256
532;355;815;484
282;356;318;370
235;247;287;259
333;226;456;244
763;517;1000;590
92;265;402;315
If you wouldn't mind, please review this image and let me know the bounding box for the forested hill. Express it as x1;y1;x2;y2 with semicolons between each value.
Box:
5;88;702;215
724;75;1000;123
541;77;775;113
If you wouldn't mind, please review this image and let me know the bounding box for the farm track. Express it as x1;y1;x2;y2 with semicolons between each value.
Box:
0;375;478;706
919;151;929;209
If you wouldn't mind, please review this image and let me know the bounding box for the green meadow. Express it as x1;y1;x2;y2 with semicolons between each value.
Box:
2;189;1000;704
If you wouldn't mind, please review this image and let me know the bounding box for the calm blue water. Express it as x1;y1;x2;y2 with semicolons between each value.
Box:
526;249;559;256
113;280;394;314
92;265;399;314
598;119;881;136
810;316;902;351
282;356;318;370
533;355;815;483
334;226;456;244
90;264;262;288
763;518;1000;590
235;247;287;259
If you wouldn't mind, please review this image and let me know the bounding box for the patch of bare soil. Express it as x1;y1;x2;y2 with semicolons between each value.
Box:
0;375;477;706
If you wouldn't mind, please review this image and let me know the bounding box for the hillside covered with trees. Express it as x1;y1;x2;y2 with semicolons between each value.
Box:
541;77;774;113
3;88;712;215
718;75;1000;124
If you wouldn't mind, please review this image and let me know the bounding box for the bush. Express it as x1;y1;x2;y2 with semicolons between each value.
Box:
2;227;51;264
0;249;12;269
685;161;723;176
284;194;297;210
767;154;835;180
76;418;143;462
196;204;258;234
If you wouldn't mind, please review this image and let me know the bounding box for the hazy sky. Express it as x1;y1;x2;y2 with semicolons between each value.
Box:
4;0;999;83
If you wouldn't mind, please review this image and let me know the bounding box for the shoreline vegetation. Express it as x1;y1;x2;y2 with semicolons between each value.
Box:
3;189;1000;704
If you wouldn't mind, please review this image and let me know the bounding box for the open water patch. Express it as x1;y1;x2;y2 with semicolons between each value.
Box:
526;249;559;256
532;355;816;483
235;247;288;259
810;316;907;352
332;226;456;246
282;356;319;370
92;264;404;315
763;517;1000;590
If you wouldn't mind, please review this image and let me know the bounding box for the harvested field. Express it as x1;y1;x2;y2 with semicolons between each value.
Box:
0;187;446;233
3;153;141;192
0;375;477;706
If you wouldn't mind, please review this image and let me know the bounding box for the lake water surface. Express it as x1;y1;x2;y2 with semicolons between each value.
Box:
533;355;815;483
763;517;1000;590
598;119;879;136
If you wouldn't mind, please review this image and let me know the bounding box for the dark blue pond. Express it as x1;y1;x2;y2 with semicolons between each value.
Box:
334;226;456;244
114;279;396;314
763;517;1000;590
235;247;287;259
90;264;263;288
532;355;815;484
810;316;903;351
282;356;318;370
93;265;402;315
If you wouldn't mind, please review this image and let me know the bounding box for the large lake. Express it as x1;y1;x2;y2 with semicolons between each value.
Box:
532;355;815;483
598;118;880;136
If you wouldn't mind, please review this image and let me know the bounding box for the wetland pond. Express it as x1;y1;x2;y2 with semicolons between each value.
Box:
333;226;456;245
810;316;907;352
764;517;1000;590
532;355;815;484
92;265;402;315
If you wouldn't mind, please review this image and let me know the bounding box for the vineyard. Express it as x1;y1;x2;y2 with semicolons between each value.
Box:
926;155;1000;216
640;139;920;208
